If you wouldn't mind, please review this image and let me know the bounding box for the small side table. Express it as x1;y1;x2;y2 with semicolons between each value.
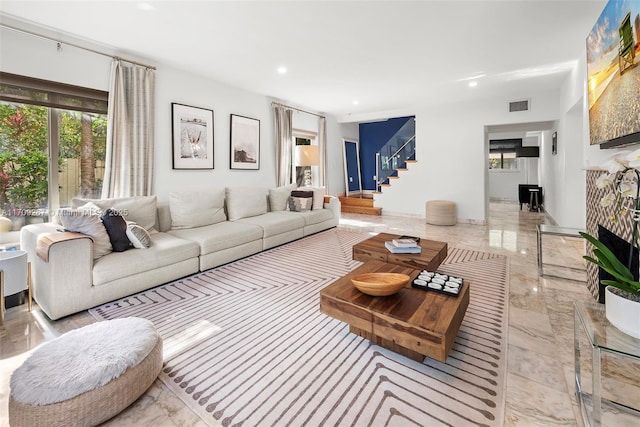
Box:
574;302;640;426
537;224;586;278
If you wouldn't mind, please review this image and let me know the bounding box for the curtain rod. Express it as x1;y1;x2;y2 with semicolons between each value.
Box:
271;101;325;119
1;22;157;70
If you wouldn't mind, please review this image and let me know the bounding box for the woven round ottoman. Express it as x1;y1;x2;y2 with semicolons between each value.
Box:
426;200;457;226
9;317;162;427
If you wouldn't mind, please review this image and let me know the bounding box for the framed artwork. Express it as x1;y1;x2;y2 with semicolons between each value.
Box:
230;114;260;170
171;103;214;169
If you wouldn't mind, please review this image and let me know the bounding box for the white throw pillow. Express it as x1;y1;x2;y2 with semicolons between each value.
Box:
72;196;157;231
225;187;268;221
298;186;326;210
169;188;226;229
126;222;151;249
59;202;112;259
269;183;297;212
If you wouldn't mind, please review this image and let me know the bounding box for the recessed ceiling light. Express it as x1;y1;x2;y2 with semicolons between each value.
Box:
277;66;287;74
468;81;478;87
137;2;155;11
457;73;487;82
353;100;359;105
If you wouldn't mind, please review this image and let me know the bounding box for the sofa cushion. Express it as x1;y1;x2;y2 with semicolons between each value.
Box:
169;188;226;229
168;221;263;255
101;209;130;252
225;187;268;221
92;232;199;286
59;203;112;259
275;208;333;226
307;186;326;210
268;183;297;212
73;196;157;231
237;212;305;238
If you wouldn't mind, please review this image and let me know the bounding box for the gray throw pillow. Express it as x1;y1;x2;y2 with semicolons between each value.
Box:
288;190;314;212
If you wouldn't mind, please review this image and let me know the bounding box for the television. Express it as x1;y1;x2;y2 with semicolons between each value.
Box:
586;0;640;148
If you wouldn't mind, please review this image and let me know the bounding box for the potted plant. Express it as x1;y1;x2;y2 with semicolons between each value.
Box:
582;150;640;339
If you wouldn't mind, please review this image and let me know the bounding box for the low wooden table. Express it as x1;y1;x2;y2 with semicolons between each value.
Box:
352;232;448;271
320;260;470;362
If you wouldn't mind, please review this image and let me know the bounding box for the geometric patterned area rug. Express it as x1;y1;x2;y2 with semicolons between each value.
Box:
90;228;509;427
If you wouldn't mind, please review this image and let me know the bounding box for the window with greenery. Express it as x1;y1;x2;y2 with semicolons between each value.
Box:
489;152;517;170
0;72;108;228
489;139;520;170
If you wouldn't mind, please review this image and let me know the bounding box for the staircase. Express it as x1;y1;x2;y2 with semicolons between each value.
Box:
339;194;382;215
341;117;416;216
375;119;416;192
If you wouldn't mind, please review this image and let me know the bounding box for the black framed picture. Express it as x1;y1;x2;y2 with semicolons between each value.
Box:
171;103;214;169
230;114;260;170
552;131;557;155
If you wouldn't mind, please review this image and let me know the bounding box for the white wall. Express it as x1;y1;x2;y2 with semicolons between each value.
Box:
374;90;562;223
0;21;348;202
489;158;538;202
487;130;539;201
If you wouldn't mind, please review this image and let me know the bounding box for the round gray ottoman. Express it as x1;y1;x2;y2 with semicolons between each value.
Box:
9;317;162;427
426;200;457;226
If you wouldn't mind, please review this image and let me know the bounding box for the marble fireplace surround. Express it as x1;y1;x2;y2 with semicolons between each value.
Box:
585;168;638;300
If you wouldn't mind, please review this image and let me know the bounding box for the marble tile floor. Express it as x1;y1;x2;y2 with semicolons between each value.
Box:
1;201;639;427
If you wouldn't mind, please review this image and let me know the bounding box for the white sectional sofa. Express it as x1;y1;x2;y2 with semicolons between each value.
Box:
20;185;340;320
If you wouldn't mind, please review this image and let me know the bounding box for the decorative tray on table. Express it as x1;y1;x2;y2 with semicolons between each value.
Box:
411;270;463;296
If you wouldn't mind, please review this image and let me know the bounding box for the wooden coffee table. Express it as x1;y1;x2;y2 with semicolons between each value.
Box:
352;232;448;271
319;260;469;362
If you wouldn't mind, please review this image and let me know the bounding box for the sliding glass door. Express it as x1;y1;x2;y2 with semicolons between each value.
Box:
0;73;108;231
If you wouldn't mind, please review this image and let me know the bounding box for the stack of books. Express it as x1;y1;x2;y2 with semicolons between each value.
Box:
385;237;421;254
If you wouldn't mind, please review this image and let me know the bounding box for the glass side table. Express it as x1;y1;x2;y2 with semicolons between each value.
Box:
574;302;640;426
537;224;586;278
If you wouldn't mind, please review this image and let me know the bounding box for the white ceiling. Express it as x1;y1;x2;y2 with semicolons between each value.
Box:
0;0;606;120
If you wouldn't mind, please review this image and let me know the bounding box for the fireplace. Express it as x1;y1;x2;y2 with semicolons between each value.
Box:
586;169;639;300
597;225;639;303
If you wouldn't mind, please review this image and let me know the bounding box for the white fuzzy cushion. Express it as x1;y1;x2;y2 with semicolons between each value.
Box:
10;317;159;405
169;188;226;229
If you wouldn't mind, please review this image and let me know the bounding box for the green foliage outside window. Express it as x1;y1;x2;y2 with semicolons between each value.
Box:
0;102;107;215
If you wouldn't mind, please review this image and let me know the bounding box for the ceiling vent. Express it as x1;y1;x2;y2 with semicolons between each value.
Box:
509;99;530;112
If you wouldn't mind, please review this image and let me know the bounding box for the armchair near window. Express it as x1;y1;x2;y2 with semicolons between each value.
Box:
0;250;32;325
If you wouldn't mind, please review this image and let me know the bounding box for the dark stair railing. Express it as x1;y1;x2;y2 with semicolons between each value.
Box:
374;119;416;192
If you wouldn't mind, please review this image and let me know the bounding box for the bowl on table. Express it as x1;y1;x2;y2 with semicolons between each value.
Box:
350;273;410;296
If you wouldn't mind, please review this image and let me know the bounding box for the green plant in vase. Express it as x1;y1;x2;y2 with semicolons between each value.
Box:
582;150;640;338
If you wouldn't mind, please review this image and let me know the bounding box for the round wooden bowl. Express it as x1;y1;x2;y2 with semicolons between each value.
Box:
350;273;410;296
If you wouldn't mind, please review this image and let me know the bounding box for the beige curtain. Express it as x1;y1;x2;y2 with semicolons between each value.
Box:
102;60;155;198
273;105;293;186
318;116;327;191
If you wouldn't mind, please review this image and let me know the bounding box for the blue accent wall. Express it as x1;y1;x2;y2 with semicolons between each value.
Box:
359;116;414;191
